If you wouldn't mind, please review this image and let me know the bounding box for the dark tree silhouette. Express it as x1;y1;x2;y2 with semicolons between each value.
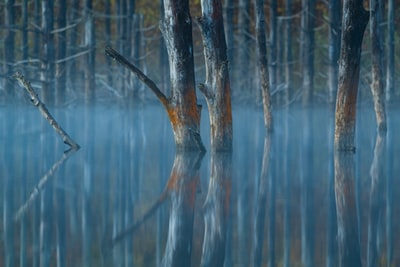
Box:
334;0;369;151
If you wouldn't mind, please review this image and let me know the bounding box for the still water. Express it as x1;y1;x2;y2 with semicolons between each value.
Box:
1;102;399;266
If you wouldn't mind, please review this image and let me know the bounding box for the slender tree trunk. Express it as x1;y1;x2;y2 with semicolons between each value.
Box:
159;0;170;95
56;0;67;105
4;0;15;96
84;0;95;102
224;0;235;67
328;0;341;105
238;0;251;94
300;0;315;105
269;0;278;95
370;0;387;132
334;0;369;151
386;0;394;101
41;0;55;103
105;0;113;87
68;0;80;90
198;0;233;151
22;0;29;74
254;0;273;131
284;0;293;105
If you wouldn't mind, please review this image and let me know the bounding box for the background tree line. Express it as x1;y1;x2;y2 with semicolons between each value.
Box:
0;0;398;106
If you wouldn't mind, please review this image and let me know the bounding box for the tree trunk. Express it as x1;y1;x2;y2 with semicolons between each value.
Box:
254;0;273;131
4;0;15;97
159;0;206;151
238;0;251;94
284;0;293;105
269;0;278;95
68;0;80;90
224;0;235;68
370;0;387;132
334;0;369;151
84;0;95;102
198;0;233;151
301;0;315;105
328;0;341;105
56;0;67;105
41;0;55;103
386;0;394;101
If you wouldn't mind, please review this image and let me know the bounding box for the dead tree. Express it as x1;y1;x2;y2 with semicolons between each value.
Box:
106;1;205;152
334;0;369;151
370;0;387;132
198;0;233;151
254;0;273;131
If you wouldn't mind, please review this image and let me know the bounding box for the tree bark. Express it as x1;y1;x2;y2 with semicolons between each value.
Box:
370;0;387;132
254;0;273;131
386;0;395;101
4;0;15;96
328;0;341;105
334;0;369;151
198;0;233;151
301;0;315;105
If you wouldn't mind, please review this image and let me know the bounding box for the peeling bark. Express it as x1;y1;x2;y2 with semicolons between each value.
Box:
334;0;369;151
198;0;233;151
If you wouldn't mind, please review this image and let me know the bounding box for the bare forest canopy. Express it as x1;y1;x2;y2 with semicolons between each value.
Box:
0;0;399;106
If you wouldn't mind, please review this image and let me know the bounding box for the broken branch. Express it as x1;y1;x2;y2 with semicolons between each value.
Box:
105;46;169;107
14;72;80;150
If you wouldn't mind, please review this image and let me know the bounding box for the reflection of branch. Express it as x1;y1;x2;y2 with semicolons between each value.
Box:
111;191;168;246
14;72;80;150
14;148;77;222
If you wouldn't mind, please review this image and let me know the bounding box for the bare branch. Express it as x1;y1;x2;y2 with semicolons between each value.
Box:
105;46;169;107
14;72;80;150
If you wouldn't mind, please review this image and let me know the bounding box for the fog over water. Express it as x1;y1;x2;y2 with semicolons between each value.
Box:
1;102;399;266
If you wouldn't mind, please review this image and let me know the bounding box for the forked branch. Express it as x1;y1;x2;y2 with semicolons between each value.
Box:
14;72;80;150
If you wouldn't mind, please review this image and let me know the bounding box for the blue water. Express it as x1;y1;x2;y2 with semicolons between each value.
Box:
1;102;399;266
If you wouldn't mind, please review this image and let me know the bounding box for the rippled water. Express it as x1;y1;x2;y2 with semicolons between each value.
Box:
1;102;399;266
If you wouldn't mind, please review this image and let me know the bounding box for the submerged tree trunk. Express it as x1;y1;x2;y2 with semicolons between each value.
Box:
254;0;273;131
334;0;369;151
198;0;233;151
370;0;387;132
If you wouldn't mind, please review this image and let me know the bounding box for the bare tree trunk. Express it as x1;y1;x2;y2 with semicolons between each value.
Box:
68;0;80;90
56;0;67;105
198;0;233;151
254;0;273;131
22;0;29;74
84;0;95;102
269;0;278;95
238;0;251;95
300;0;315;105
328;0;341;105
224;0;235;67
284;0;293;105
370;0;387;132
4;0;15;97
107;0;205;151
41;0;55;103
334;0;369;151
386;0;395;101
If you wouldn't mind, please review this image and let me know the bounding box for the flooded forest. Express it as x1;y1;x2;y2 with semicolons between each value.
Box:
1;0;400;266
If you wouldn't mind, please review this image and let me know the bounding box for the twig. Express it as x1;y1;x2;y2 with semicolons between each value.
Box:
105;46;169;108
14;72;80;150
14;148;77;222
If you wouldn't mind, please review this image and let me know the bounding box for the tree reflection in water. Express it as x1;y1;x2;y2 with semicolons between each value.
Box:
334;151;362;267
